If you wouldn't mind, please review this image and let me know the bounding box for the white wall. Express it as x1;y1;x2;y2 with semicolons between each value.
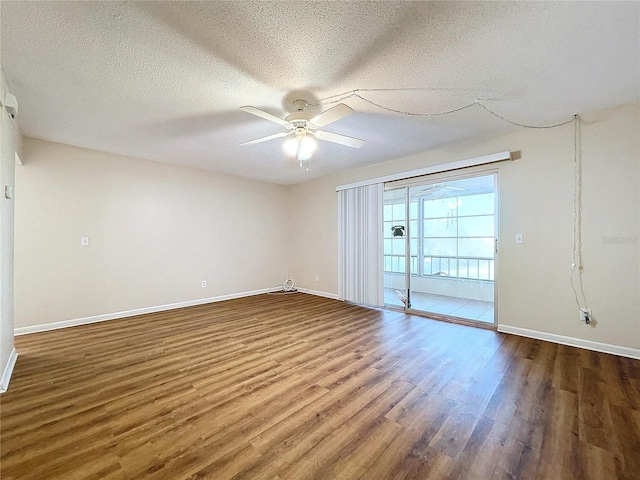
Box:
0;68;18;389
289;103;640;352
14;138;290;328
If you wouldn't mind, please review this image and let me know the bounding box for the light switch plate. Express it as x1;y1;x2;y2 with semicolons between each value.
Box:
81;236;89;246
515;233;524;244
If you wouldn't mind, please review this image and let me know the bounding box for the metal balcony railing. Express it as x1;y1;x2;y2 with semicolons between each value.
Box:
384;255;494;281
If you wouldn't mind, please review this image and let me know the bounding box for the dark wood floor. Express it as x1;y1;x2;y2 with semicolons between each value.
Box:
1;294;639;479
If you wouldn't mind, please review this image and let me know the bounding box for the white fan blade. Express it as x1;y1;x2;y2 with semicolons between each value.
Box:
310;103;354;127
314;130;365;148
238;131;291;146
240;106;290;127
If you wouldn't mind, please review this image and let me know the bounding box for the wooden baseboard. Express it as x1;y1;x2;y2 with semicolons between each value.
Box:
498;325;640;360
298;288;341;300
14;289;270;336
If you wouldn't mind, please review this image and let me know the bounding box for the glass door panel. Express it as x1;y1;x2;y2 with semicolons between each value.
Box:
383;187;409;309
407;174;496;324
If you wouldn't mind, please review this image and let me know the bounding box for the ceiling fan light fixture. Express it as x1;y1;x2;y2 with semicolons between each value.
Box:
283;133;316;160
298;135;317;157
239;99;363;170
283;137;299;156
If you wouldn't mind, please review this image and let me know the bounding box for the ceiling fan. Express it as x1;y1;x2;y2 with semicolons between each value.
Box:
415;184;465;198
239;99;365;169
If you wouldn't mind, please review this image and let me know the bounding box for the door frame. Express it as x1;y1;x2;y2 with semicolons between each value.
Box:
383;168;499;327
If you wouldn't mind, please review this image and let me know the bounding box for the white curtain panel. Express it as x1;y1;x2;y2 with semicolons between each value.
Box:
338;183;384;306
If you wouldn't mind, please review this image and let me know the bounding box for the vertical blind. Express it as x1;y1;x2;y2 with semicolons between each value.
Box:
338;183;384;306
337;152;511;309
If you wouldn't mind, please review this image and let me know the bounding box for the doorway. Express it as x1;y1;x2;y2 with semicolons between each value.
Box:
383;173;497;325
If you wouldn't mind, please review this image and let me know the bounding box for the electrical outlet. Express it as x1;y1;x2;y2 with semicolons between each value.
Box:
201;280;207;288
580;308;592;323
314;275;319;282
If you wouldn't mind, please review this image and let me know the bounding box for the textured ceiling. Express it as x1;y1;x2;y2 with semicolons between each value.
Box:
1;1;638;185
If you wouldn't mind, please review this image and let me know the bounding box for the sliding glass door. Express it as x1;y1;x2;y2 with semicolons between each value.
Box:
383;173;497;325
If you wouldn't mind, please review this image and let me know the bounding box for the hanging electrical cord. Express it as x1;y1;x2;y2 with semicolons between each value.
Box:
309;89;477;115
357;94;477;117
310;88;576;128
570;115;588;312
474;101;575;129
